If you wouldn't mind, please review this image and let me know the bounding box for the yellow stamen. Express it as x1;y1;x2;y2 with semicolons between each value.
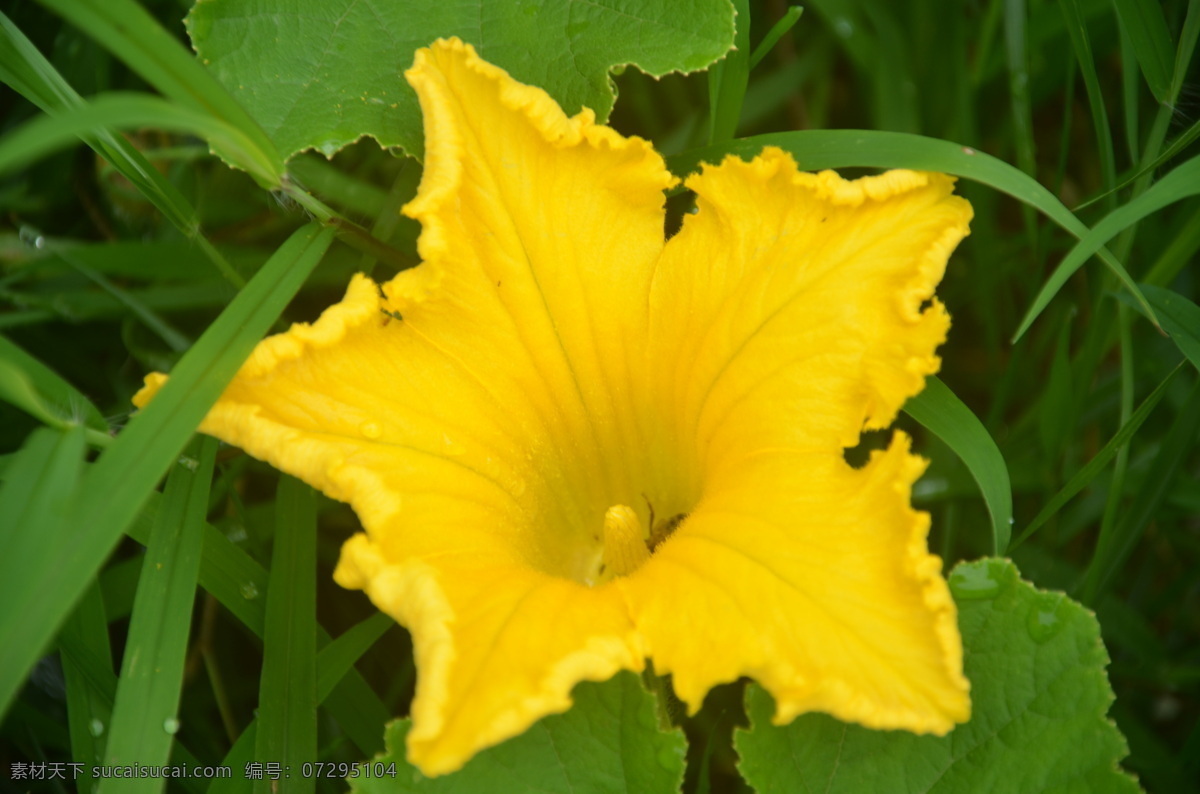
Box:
600;504;650;580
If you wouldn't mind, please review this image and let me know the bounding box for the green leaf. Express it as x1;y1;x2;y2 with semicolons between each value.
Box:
123;490;391;757
736;558;1141;794
1037;317;1075;462
1084;378;1200;602
210;611;393;793
0;335;109;442
350;671;686;793
36;0;282;185
0;92;281;188
0;425;85;714
904;376;1013;554
1058;0;1117;207
666;130;1155;331
187;0;736;160
748;6;803;70
1014;154;1200;341
316;613;393;702
255;476;318;794
707;0;750;145
0;10;244;285
102;437;217;792
0;223;332;718
60;582;113;794
1112;0;1176;104
1010;361;1184;550
1117;284;1200;373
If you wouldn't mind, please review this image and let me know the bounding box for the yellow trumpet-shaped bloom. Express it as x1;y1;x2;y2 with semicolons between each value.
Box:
135;38;972;775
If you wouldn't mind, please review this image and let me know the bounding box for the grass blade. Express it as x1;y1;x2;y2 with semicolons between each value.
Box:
0;223;332;721
60;582;113;794
903;375;1013;554
103;436;217;792
211;611;392;793
666;130;1156;330
123;492;391;757
1037;317;1075;462
1003;0;1037;179
255;476;318;794
36;0;282;184
316;613;393;702
211;726;256;794
1014;154;1200;340
1170;0;1200;103
1075;116;1200;212
1118;284;1200;372
59;247;192;353
749;6;803;69
0;92;280;187
1083;377;1200;602
0;10;243;286
54;631;208;794
0;335;110;444
1058;0;1117;207
707;0;750;145
1112;0;1176;104
1010;361;1184;550
0;425;85;714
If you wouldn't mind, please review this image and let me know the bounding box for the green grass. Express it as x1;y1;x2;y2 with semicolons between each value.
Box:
1;0;1198;791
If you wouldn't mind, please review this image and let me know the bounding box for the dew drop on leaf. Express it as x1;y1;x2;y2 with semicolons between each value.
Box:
1026;592;1067;643
948;559;1005;600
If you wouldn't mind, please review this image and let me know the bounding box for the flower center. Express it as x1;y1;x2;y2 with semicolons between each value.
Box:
582;502;687;586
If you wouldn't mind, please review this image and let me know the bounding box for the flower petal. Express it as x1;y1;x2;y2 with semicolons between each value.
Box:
647;149;971;462
336;536;642;776
621;435;970;731
395;37;677;507
625;149;972;729
137;37;680;775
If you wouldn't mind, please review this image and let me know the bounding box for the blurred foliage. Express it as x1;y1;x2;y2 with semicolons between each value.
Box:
1;0;1198;791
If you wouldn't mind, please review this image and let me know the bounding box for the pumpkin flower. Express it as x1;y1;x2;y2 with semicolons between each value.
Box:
135;38;972;775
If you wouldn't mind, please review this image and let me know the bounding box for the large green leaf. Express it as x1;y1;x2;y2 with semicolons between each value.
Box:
187;0;736;160
736;558;1140;793
350;672;686;793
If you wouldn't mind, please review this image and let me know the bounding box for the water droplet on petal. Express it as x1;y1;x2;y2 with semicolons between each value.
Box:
240;582;259;600
948;560;1005;600
360;421;382;440
163;717;181;734
89;719;105;737
1026;592;1066;643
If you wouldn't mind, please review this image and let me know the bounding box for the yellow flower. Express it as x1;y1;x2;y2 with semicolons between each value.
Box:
136;38;972;775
